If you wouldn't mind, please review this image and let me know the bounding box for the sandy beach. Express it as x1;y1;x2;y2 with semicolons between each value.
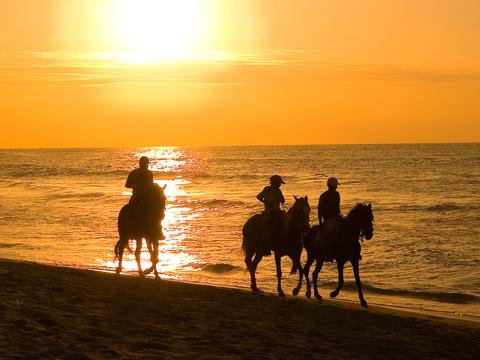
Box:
1;259;478;359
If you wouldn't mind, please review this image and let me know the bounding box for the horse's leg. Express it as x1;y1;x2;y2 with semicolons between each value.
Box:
143;240;154;274
274;252;285;298
244;252;253;274
312;259;324;300
330;260;345;298
150;240;160;279
248;252;264;293
115;240;125;274
143;239;159;277
152;239;160;279
135;239;144;277
303;254;315;298
351;259;367;307
292;257;303;296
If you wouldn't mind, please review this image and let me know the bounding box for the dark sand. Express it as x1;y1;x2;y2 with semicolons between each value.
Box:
1;259;479;359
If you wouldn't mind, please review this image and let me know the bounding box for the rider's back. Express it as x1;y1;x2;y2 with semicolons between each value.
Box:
125;168;154;204
258;185;285;211
318;189;340;220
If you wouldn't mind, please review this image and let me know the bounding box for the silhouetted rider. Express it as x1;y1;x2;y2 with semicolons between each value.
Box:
125;156;166;240
257;175;286;255
317;177;342;261
318;177;340;223
125;156;154;206
257;175;286;211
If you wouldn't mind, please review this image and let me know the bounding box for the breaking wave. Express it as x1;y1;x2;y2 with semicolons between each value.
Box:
202;263;242;273
185;199;247;209
322;281;480;304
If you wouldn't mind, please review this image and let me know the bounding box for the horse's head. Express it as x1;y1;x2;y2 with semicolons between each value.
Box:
347;202;374;240
291;195;311;233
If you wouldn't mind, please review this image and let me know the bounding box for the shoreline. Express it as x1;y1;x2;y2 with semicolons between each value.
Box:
10;258;480;327
80;262;480;326
1;258;479;358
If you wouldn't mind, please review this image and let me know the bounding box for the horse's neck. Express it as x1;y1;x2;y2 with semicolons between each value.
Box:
344;215;361;239
284;209;300;237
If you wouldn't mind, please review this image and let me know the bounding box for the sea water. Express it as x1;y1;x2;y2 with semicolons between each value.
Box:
1;144;479;318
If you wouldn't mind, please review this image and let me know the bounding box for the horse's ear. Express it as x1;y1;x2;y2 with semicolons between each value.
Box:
368;202;371;208
293;195;298;200
163;184;167;190
305;195;308;201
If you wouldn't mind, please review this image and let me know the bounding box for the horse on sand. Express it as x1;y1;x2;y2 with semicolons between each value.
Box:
303;203;374;307
114;184;166;278
242;196;311;297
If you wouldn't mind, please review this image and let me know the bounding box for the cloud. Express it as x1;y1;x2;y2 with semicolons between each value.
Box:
1;50;479;87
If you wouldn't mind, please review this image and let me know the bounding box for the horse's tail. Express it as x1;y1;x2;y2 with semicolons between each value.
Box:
114;238;129;260
290;262;299;275
241;224;248;255
115;204;130;260
241;214;262;256
303;225;320;253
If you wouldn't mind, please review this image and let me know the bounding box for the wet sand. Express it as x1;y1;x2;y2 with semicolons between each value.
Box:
1;259;479;359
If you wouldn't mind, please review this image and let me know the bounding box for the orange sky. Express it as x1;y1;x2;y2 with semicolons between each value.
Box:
1;0;479;148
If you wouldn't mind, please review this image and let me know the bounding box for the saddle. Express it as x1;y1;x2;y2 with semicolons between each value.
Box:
314;217;342;261
260;209;286;255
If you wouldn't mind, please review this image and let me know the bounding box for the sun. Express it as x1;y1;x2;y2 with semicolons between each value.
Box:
105;0;214;63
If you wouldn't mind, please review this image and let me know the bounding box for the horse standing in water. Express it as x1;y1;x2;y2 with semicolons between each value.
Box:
303;203;374;307
242;196;310;297
114;184;166;278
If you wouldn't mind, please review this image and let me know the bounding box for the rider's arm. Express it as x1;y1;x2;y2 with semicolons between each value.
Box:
280;191;285;205
256;188;266;203
317;197;323;224
125;171;135;188
335;192;341;215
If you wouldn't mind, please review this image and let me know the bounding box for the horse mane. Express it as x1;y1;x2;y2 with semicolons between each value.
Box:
346;202;368;220
284;197;309;238
284;206;295;238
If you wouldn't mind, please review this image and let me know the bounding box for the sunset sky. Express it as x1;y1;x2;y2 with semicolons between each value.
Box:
1;0;479;148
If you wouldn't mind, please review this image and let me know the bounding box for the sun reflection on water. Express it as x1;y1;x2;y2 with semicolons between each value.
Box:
137;147;189;173
108;147;205;277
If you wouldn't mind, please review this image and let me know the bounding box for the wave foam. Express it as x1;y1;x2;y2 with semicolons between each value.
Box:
202;263;241;273
324;281;480;304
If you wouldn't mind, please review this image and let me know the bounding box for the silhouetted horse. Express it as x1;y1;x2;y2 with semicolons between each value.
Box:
242;196;310;297
114;184;166;278
303;203;374;307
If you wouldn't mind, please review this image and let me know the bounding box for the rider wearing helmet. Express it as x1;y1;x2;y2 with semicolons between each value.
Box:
317;177;341;261
257;175;286;255
318;177;340;223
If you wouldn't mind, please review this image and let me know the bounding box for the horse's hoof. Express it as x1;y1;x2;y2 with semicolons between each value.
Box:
138;272;145;278
278;292;285;298
305;290;311;298
314;293;323;301
115;267;122;274
292;288;300;296
154;272;161;280
143;267;153;275
360;299;368;308
251;286;263;294
330;290;339;298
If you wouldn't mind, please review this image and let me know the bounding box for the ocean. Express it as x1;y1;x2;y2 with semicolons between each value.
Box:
1;144;479;318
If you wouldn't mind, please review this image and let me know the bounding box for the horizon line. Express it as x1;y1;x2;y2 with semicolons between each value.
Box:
1;141;479;151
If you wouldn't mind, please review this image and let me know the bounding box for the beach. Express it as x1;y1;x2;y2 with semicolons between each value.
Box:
1;259;478;359
2;145;479;318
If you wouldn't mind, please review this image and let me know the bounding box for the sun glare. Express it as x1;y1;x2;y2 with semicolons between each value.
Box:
105;0;215;63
